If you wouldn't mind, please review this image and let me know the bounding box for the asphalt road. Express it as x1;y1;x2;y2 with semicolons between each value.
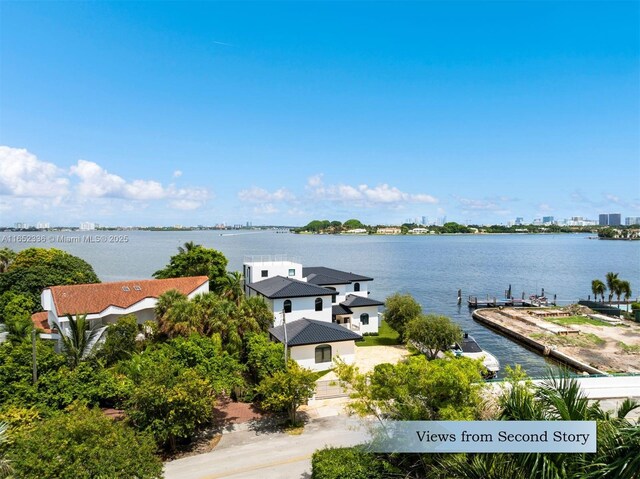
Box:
164;415;370;479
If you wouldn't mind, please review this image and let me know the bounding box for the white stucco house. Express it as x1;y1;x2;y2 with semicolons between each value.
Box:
243;256;385;370
34;276;209;341
269;318;362;371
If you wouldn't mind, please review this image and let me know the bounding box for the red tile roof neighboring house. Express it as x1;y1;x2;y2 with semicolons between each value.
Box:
46;276;209;316
31;311;52;333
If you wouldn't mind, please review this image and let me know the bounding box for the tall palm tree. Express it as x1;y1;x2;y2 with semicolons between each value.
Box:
618;280;632;305
591;279;606;302
221;271;245;305
155;289;188;333
606;272;619;303
177;241;198;254
241;296;274;332
1;315;32;343
59;314;106;369
0;422;13;479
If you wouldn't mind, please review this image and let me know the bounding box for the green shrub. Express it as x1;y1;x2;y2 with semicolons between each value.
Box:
6;404;162;479
312;447;397;479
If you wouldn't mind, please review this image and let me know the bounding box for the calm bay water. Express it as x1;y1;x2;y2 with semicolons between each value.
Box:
5;231;639;377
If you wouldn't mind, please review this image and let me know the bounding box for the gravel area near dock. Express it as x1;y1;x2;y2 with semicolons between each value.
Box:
476;308;640;373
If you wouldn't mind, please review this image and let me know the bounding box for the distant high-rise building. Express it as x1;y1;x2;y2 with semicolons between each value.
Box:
532;218;542;226
421;216;427;225
608;213;621;226
542;216;554;224
14;222;28;229
599;213;621;226
36;222;50;229
515;217;524;226
80;222;95;231
625;217;640;226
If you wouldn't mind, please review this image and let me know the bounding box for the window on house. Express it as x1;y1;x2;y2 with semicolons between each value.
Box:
284;299;292;313
360;313;369;325
326;287;337;303
288;268;295;276
315;297;323;311
354;282;360;292
261;270;268;277
315;344;332;363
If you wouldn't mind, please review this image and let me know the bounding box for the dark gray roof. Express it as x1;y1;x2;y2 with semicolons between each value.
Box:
303;267;373;285
341;294;385;308
269;318;363;346
332;304;353;316
246;276;335;299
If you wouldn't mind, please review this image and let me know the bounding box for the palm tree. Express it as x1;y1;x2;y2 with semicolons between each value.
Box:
618;280;632;305
221;271;244;305
241;296;274;332
177;241;198;254
59;314;106;369
591;279;606;302
0;247;15;274
155;289;188;335
606;272;619;303
440;370;640;479
0;422;13;479
1;316;32;343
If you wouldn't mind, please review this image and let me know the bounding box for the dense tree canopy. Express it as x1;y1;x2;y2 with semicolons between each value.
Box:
6;405;162;479
335;355;485;421
405;314;463;360
256;360;316;425
0;248;99;310
383;293;422;338
153;242;228;292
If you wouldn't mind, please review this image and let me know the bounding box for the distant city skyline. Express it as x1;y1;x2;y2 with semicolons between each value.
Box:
1;2;638;226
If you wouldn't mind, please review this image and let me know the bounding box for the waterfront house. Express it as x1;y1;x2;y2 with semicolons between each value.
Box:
244;256;384;368
35;276;209;340
243;256;383;333
269;318;362;371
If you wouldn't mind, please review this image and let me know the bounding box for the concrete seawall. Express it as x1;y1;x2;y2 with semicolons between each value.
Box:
472;309;607;375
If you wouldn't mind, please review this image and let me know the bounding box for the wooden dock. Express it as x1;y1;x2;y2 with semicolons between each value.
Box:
467;297;540;309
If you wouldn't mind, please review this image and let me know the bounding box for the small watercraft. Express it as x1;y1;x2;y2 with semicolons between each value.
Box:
452;333;500;379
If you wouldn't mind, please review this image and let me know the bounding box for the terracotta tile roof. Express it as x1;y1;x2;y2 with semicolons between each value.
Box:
31;311;52;333
47;276;209;316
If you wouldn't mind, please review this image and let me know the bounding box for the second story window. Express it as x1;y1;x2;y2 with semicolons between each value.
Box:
284;299;292;313
315;297;323;311
288;268;295;276
354;282;360;292
261;270;268;278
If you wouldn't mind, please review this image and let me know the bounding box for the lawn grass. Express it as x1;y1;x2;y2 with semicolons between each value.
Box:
548;315;613;327
357;320;401;347
617;341;640;354
533;331;606;348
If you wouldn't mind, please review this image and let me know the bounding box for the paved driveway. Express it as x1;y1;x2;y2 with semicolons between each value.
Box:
164;415;370;479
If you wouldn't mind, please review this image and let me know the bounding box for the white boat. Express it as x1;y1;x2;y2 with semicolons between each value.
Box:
452;333;500;378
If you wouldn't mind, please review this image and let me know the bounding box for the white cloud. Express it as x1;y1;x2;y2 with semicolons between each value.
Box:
169;199;202;210
456;196;512;215
173;170;183;178
0;146;211;220
307;174;324;188
253;203;279;215
0;146;69;197
306;175;438;206
238;186;295;203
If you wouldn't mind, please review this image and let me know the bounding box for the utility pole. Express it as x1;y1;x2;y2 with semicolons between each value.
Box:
31;328;38;384
282;309;288;367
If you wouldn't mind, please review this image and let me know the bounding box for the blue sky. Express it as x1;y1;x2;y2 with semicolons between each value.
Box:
0;1;638;226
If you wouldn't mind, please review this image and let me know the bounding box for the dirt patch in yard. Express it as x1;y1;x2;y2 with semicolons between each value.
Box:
479;308;640;373
354;344;411;373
